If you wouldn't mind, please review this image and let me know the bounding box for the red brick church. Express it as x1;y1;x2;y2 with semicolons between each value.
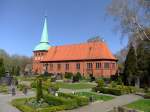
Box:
32;17;118;78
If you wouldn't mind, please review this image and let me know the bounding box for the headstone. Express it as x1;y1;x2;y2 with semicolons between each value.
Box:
23;87;28;95
12;87;16;96
48;88;56;95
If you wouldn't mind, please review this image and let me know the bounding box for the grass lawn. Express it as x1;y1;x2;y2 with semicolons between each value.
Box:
0;85;8;94
74;92;114;101
55;82;96;90
126;99;150;112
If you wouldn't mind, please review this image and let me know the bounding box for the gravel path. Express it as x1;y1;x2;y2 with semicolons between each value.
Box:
58;88;92;93
0;91;34;112
0;92;142;112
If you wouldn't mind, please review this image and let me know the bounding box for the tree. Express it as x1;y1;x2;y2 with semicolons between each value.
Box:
36;78;43;102
0;58;5;78
123;44;137;85
64;72;73;79
137;39;150;87
72;72;82;83
107;0;150;42
0;49;32;75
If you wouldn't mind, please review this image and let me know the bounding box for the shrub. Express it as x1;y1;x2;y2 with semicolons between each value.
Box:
58;92;89;106
116;77;123;85
144;92;150;99
37;105;65;112
76;72;82;80
31;81;36;88
0;85;8;93
36;78;43;102
17;84;27;91
11;98;35;112
65;72;73;79
72;72;82;82
96;79;105;88
89;74;95;82
43;94;78;109
109;81;117;88
94;87;123;96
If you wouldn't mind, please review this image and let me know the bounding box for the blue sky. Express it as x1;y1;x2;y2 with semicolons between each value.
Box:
0;0;128;56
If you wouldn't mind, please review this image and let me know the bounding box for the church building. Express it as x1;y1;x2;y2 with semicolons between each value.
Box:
32;17;118;78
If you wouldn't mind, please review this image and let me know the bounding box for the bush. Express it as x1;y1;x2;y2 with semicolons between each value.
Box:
109;81;117;88
89;74;95;82
0;85;8;93
93;87;123;96
31;81;36;88
58;92;89;106
36;78;43;102
11;98;35;112
12;93;89;112
17;84;27;91
96;79;105;88
144;92;150;99
72;72;82;82
43;94;78;109
76;72;82;80
37;105;65;112
65;72;73;79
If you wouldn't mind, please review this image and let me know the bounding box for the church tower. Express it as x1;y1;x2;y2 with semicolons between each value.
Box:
32;17;50;74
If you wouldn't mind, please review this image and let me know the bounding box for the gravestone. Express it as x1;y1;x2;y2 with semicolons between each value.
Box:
48;87;57;95
0;72;14;85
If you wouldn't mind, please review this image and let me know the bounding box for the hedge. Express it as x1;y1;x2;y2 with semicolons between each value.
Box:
11;98;35;112
37;105;65;112
93;87;123;96
144;92;150;99
58;92;89;106
12;94;89;112
43;94;78;110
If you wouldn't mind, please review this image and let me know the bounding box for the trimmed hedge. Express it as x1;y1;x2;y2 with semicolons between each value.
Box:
37;105;65;112
43;94;78;110
11;98;35;112
93;87;123;96
144;92;150;99
58;92;89;106
93;85;137;96
11;93;89;112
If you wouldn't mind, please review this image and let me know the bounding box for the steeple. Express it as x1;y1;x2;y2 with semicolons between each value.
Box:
40;17;49;43
34;16;50;51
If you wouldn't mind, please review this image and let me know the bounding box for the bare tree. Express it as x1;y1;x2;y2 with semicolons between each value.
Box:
106;0;150;41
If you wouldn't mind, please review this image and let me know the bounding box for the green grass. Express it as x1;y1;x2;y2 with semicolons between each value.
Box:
56;82;96;90
74;92;114;101
0;85;8;93
126;99;150;112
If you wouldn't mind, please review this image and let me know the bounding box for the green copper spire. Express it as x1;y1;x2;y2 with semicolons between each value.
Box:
34;17;50;51
40;17;49;43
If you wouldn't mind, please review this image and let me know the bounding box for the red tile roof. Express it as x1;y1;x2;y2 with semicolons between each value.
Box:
42;41;117;62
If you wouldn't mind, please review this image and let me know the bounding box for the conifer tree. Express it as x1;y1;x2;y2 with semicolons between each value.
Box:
0;58;5;78
36;78;43;102
123;44;137;85
137;40;150;87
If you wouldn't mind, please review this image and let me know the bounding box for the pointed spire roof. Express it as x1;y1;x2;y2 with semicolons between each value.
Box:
34;16;50;51
40;17;49;43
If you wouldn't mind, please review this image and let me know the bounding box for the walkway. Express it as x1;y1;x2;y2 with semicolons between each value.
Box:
58;88;92;93
0;92;142;112
0;91;34;112
64;94;142;112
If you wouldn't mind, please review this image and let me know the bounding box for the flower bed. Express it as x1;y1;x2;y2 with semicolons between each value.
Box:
11;93;89;112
